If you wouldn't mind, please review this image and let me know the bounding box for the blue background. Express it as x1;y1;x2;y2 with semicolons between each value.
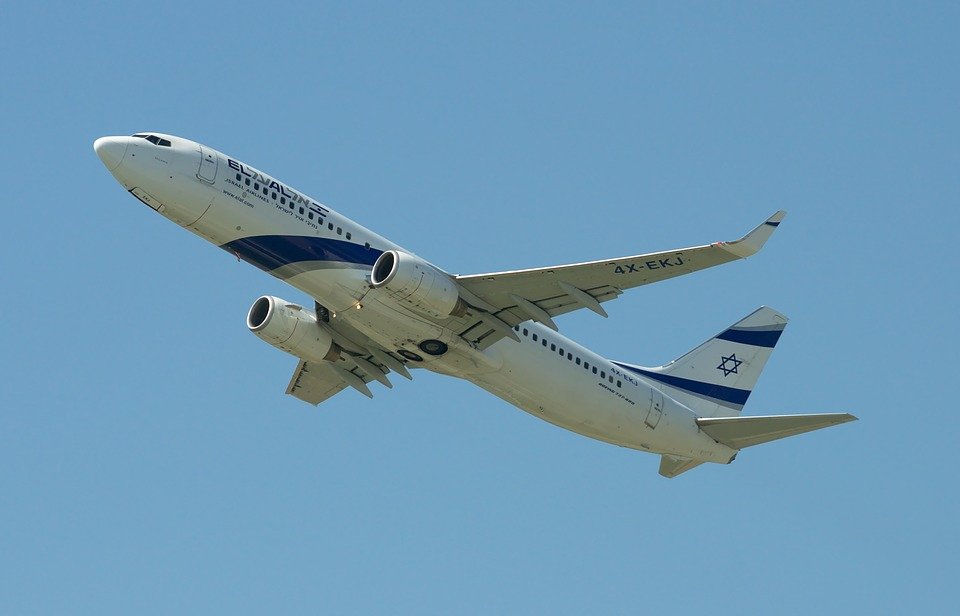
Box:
2;2;956;613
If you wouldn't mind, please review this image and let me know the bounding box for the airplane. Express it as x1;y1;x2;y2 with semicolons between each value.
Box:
94;132;856;478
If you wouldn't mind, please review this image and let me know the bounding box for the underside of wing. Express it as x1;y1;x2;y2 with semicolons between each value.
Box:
286;305;417;405
450;211;785;349
286;359;352;405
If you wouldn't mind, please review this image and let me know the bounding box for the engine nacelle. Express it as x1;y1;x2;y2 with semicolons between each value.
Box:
246;295;340;363
370;250;467;319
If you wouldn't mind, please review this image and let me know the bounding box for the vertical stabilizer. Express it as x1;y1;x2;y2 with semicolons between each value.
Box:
614;306;787;418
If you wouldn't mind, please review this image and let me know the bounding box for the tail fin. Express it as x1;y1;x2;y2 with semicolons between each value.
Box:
613;306;787;417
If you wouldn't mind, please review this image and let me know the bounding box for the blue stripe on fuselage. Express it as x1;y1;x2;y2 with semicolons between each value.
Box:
221;235;382;272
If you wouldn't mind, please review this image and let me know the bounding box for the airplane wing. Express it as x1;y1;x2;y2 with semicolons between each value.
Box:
286;303;417;405
286;353;401;404
453;211;785;348
286;359;352;405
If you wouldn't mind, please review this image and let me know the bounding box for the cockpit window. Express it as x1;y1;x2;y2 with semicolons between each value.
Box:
131;133;171;147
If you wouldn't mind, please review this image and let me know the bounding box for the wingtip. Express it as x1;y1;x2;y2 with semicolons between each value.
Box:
767;210;787;225
721;211;786;258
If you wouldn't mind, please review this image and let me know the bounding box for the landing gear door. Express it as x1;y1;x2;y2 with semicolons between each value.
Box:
197;145;218;183
646;388;663;429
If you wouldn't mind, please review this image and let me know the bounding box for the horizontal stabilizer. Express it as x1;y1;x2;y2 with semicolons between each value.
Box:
659;455;704;478
697;413;857;450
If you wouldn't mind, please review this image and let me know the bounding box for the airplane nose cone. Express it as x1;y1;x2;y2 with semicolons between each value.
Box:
93;136;128;171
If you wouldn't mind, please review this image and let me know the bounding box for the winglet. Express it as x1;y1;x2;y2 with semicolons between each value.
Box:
719;210;786;258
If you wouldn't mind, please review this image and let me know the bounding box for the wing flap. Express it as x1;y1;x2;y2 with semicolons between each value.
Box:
696;413;858;450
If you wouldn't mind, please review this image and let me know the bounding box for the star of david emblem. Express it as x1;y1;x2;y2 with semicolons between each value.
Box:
717;353;742;377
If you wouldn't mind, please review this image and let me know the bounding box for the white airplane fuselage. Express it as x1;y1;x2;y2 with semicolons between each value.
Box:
94;133;738;465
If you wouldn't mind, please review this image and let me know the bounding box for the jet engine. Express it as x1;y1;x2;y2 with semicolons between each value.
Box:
370;250;467;319
247;295;340;362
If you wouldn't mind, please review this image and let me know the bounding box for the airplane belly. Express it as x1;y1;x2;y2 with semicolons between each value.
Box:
469;339;736;461
335;295;503;376
470;341;637;442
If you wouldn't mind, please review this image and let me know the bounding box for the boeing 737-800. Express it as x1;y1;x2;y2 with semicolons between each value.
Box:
94;132;855;477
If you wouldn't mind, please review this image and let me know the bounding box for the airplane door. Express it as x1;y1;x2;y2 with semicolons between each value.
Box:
197;145;218;183
646;388;663;429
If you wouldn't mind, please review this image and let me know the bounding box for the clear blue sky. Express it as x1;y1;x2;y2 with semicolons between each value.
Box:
2;2;956;613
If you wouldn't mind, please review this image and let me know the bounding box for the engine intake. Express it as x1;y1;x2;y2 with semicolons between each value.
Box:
247;295;340;363
370;250;467;319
